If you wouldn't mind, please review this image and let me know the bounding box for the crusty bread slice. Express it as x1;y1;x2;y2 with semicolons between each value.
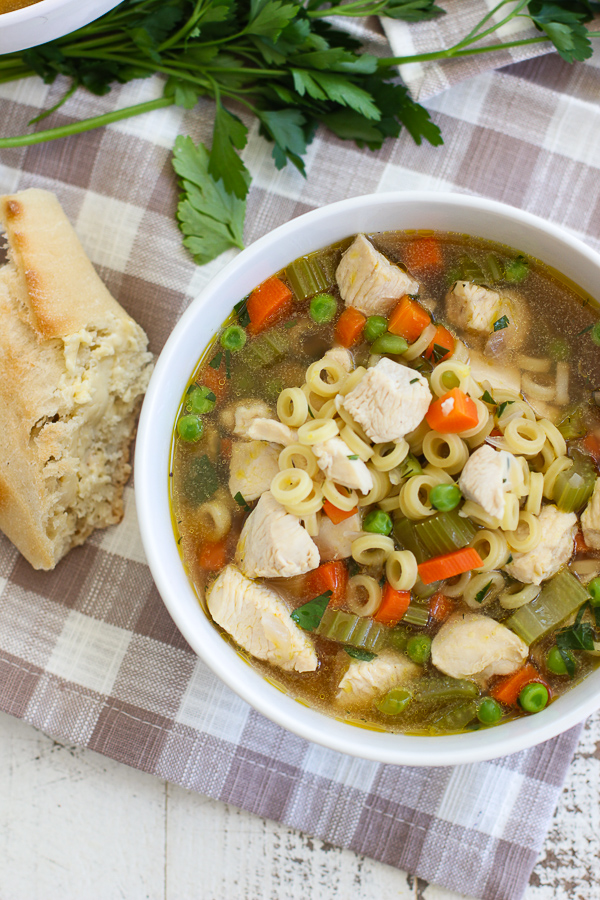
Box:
0;188;154;569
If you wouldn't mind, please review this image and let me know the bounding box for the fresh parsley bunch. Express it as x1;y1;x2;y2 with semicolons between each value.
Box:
0;0;598;265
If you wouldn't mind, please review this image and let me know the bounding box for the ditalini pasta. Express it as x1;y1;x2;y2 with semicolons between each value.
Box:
172;227;600;737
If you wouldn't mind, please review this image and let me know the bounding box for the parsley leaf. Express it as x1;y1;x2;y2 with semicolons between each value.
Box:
482;390;495;405
347;454;359;460
247;0;299;41
432;343;450;362
528;1;594;64
209;351;223;369
290;591;332;630
345;647;377;661
493;315;510;331
556;618;596;675
497;400;514;418
258;108;310;173
474;580;493;604
172;136;246;265
234;297;251;327
234;491;251;511
209;102;251;200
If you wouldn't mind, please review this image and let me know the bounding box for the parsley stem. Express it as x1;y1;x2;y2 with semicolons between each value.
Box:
379;34;551;67
0;97;173;148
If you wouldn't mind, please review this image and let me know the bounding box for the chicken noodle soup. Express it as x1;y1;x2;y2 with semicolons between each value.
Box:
171;230;600;735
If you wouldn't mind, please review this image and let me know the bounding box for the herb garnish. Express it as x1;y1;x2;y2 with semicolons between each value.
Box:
432;344;450;363
345;647;377;661
493;315;510;332
555;601;598;676
284;320;298;329
474;580;493;604
225;348;232;379
481;390;495;405
291;591;332;631
347;454;359;460
576;323;594;337
234;297;251;327
497;400;515;418
209;351;223;369
410;378;419;384
234;491;251;511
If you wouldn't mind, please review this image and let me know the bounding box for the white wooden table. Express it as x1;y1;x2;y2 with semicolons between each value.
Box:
0;709;598;900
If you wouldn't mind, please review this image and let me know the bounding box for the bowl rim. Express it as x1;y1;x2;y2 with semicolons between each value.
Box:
0;0;117;24
135;190;600;766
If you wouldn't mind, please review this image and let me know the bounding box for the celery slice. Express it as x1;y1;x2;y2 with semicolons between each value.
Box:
431;700;478;732
506;570;589;644
243;330;288;368
415;677;479;704
553;453;595;513
403;605;429;627
316;608;386;652
285;250;337;301
393;517;429;563
414;509;477;557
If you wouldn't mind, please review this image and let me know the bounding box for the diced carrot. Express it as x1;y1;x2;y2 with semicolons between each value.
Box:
220;437;232;460
425;388;479;434
582;432;600;465
388;295;431;343
402;237;444;273
306;561;348;607
374;583;411;626
428;592;454;622
198;540;227;571
490;663;548;707
334;307;366;347
424;324;455;362
199;364;228;401
574;530;590;556
247;276;292;334
322;498;358;525
418;547;483;585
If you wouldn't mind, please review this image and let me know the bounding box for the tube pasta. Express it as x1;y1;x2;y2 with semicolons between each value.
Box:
351;534;395;567
298;417;339;445
338;366;366;396
340;424;374;461
539;418;567;458
422;464;455;485
470;529;510;571
398;474;438;519
301;513;320;537
386;550;418;591
499;582;541;610
403;322;437;360
514;455;530;497
543;456;573;499
405;419;431;456
347;575;382;617
284;483;324;517
493;389;521;404
379;493;401;512
497;399;535;425
300;382;326;413
555;361;569;406
442;570;471;598
525;470;544;515
522;373;556;402
467;376;484;400
371;439;409;472
450;339;470;363
463;570;505;608
431;361;471;397
503;418;546;456
196;500;231;541
277;387;309;427
306;357;346;398
271;468;313;506
506;511;542;553
322;479;358;512
459;398;489;439
422;432;469;474
500;493;520;532
358;467;390;507
460;501;501;530
315;399;338;420
334;400;370;442
516;355;551;373
466;411;495;449
279;443;319;478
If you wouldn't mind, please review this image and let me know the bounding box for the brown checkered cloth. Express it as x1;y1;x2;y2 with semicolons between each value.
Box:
1;9;599;899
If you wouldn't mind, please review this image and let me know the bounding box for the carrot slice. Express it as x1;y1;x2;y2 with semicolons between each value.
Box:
247;276;292;334
220;437;232;460
374;583;411;626
334;307;366;347
402;237;444;273
198;540;228;571
582;432;600;465
418;547;483;585
424;324;455;362
574;530;590;556
428;592;454;622
199;363;228;401
388;295;431;343
322;498;358;525
306;561;348;607
490;663;548;707
425;388;479;433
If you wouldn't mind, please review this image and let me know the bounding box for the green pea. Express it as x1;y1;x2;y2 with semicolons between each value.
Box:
406;635;431;666
186;384;216;415
546;646;575;676
220;324;247;352
377;687;413;716
177;414;204;442
309;292;337;324
518;682;549;714
430;483;462;512
364;315;388;343
504;256;529;283
590;322;600;347
363;508;393;536
477;697;502;726
547;338;570;361
588;577;600;607
370;332;409;356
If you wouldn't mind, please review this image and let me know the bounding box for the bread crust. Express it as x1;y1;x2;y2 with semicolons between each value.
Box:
0;188;153;569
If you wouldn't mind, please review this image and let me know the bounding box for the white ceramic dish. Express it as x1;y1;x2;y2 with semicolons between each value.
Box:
0;0;121;54
135;191;600;766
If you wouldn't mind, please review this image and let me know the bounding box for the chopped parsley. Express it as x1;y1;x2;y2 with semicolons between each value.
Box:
234;491;251;511
347;454;359;460
474;580;493;604
345;648;377;661
481;390;495;405
493;315;510;331
497;400;514;418
432;343;450;363
290;591;332;631
234;297;250;327
209;351;223;369
410;378;419;384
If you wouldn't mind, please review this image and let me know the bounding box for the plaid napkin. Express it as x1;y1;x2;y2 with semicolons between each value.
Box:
381;0;600;101
1;21;600;899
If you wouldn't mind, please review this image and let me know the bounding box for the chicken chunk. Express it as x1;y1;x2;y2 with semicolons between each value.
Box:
458;444;520;520
323;346;354;372
312;436;373;494
581;478;600;550
446;283;529;355
336;234;419;316
314;512;362;561
336;650;419;706
232;400;272;437
228;440;279;502
342;357;431;443
246;418;297;446
431;613;528;683
207;565;318;673
505;504;577;585
236;490;319;578
469;351;521;396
